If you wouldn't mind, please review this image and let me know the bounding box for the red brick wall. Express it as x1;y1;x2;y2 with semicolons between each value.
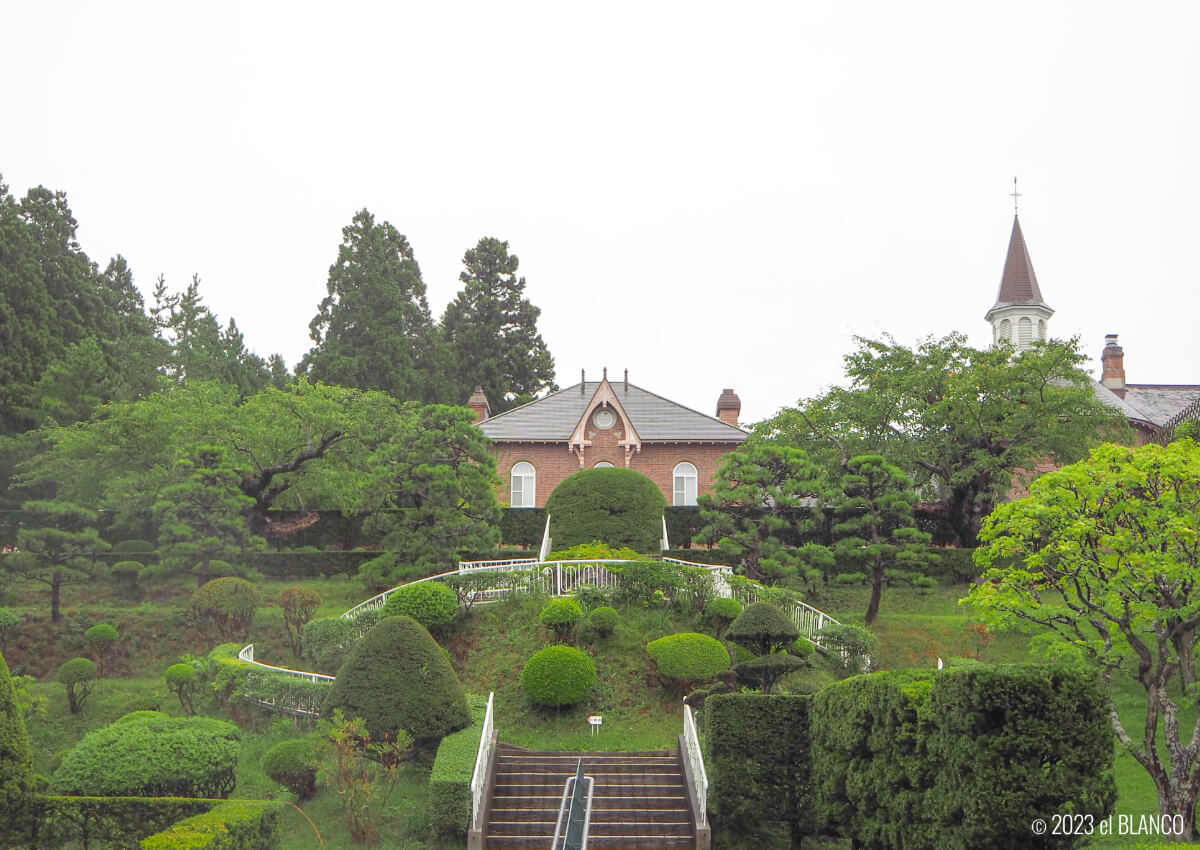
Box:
492;431;739;507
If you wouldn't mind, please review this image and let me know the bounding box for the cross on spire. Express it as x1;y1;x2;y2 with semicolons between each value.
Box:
1010;175;1021;215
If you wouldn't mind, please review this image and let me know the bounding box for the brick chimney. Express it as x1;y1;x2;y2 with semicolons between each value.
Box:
467;386;491;422
716;389;741;426
1101;335;1126;398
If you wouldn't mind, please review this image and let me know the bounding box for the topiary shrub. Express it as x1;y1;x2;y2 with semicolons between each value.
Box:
733;653;810;693
0;650;33;820
520;645;597;708
50;712;240;798
278;586;321;657
56;657;96;714
429;694;489;837
379;581;458;634
816;623;877;678
111;560;144;598
324;615;471;743
539;598;584;642
704;597;743;637
113;539;155;555
544;468;667;552
646;633;730;691
261;738;320;800
191;577;260;642
549;541;641;561
165;663;200;715
301;616;359;674
589;606;619;638
726;602;800;656
85;623;119;676
140;799;284;850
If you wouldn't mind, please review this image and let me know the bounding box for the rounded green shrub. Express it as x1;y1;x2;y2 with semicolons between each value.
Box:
261;738;320;800
704;597;743;636
55;657;96;714
301;616;359;674
539;598;583;642
85;623;118;644
544;468;667;552
0;650;34;815
191;577;260;641
324;615;471;742
111;561;143;598
646;633;730;689
379;581;458;633
589;606;619;637
520;645;596;708
113;539;154;554
165;663;200;715
726;602;800;656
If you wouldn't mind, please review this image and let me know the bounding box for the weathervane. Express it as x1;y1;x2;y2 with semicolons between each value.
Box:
1010;176;1021;215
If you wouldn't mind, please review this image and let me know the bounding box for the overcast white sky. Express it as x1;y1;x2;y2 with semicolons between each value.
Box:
3;2;1197;424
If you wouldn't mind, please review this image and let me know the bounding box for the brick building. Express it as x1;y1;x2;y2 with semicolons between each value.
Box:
470;371;747;508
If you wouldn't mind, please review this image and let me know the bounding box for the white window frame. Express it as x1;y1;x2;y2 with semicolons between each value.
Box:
673;462;698;507
594;461;615;468
511;462;536;508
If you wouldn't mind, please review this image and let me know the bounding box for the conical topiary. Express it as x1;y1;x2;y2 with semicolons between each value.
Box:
0;650;34;818
725;602;800;656
324;615;470;743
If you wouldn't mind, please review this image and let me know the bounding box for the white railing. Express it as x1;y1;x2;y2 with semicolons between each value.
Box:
661;515;670;551
470;692;496;831
538;513;553;562
682;703;708;829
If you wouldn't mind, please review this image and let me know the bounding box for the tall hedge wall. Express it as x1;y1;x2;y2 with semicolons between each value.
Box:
429;694;489;837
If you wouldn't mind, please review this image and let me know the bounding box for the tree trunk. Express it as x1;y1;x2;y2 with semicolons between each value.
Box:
51;570;63;623
1160;785;1198;841
865;556;884;625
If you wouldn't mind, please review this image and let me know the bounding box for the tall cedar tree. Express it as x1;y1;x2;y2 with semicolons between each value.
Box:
832;454;933;624
302;209;442;403
441;237;556;411
3;501;110;622
756;334;1130;547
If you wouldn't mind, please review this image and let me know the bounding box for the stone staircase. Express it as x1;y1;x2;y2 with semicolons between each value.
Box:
484;744;696;849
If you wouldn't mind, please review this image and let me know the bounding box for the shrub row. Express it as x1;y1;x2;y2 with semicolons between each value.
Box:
8;795;218;850
430;694;490;837
140;799;285;850
498;508;548;547
703;665;1116;850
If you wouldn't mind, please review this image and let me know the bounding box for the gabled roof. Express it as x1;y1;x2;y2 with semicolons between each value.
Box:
986;216;1051;317
1092;380;1200;427
477;381;748;442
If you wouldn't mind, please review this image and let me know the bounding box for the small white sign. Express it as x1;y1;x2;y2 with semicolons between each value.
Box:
587;715;602;736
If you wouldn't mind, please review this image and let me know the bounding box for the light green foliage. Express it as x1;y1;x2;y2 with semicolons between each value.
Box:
703;597;742;636
0;608;23;653
300;617;359;674
588;606;619;637
833;454;935;624
697;443;832;586
51;711;240;798
261;738;320;800
441;236;557;412
380;580;459;633
815;624;877;678
726;602;800;657
139;799;284;850
544;468;667;552
3;500;110;622
970;439;1200;838
85;622;120;676
324;615;471;742
301;208;444;403
0;650;33;818
549;541;641;561
55;657;96;714
430;694;489;836
538;598;584;642
277;585;321;657
191;577;261;642
605;559;715;612
645;633;730;690
165;663;200;715
1173;420;1198;442
520;645;597;707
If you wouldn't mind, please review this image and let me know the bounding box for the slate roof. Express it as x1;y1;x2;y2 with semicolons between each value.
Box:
987;216;1051;315
1119;385;1200;427
477;382;748;442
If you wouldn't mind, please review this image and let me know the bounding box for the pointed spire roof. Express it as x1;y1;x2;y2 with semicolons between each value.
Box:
988;216;1050;315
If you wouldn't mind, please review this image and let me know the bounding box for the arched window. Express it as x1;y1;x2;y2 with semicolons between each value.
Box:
1037;319;1047;341
1018;317;1032;348
594;461;614;468
998;319;1012;342
673;462;698;507
511;462;536;508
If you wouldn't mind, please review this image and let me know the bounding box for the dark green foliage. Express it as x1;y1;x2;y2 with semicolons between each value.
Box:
430;694;489;837
9;795;217;850
113;539;155;554
703;693;813;847
0;609;22;654
816;623;877;677
441;236;557;413
0;650;33;822
112;560;144;596
661;548;742;567
278;585;321;656
165;663;200;715
927;546;979;583
300;617;359;674
140;799;285;850
544;468;666;552
324;615;471;742
191;577;261;642
4;500;110;622
538;598;583;642
663;507;703;549
498;508;547;547
725;602;799;656
588;606;619;637
703;596;742;636
50;712;240;798
733;652;810;694
55;657;96;714
261;738;320;800
380;580;459;632
645;633;730;690
520;645;597;708
924;665;1116;850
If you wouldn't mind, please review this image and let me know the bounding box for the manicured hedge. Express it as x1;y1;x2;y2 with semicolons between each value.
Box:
10;795;218;849
661;548;741;566
663;507;704;548
499;508;548;547
520;645;596;707
703;693;812;847
429;694;489;837
140;799;285;850
0;649;33;818
380;581;459;632
645;633;730;688
544;468;666;552
539;598;584;642
261;739;319;800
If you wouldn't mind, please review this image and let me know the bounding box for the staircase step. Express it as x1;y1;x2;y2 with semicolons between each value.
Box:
486;835;694;850
490;806;691;822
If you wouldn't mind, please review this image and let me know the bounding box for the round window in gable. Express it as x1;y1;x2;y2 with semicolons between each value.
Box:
593;409;616;430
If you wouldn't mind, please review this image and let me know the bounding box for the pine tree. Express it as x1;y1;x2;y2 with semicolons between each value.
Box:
3;501;110;622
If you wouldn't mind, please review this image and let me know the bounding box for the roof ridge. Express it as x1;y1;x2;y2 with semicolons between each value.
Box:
621;382;748;436
478;383;579;421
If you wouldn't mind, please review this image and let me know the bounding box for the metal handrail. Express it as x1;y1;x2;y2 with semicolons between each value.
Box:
469;692;496;831
682;703;708;829
551;761;594;850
